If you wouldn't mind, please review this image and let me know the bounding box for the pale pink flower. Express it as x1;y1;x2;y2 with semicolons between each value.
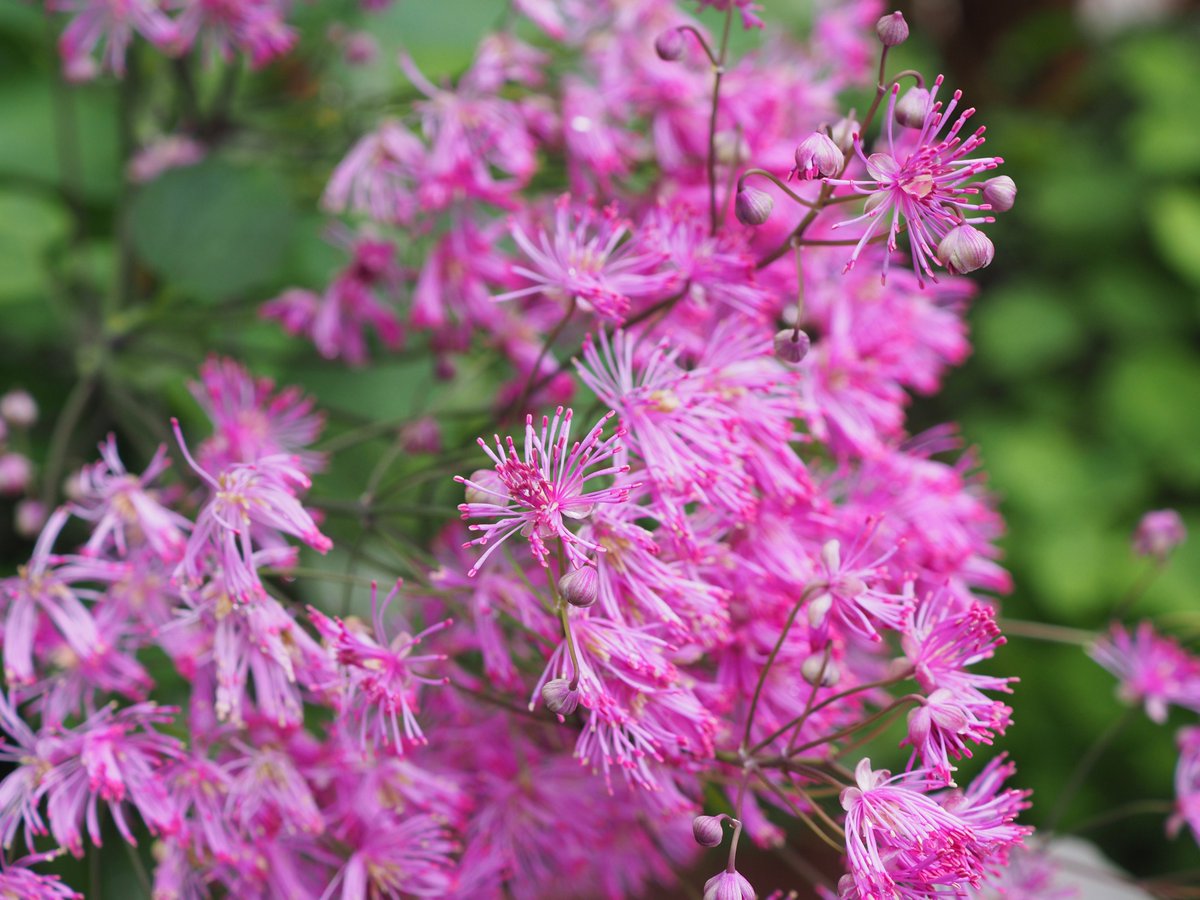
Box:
50;0;178;79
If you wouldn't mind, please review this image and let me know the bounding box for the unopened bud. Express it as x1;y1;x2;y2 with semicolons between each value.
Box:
463;469;504;506
735;188;774;227
15;499;46;538
0;453;32;496
980;175;1017;213
875;11;909;46
830;114;859;153
655;28;685;61
713;130;750;166
559;566;598;608
937;225;994;275
807;592;833;628
692;814;725;847
1133;509;1186;561
0;390;37;429
773;328;810;364
541;678;580;716
794;132;843;180
894;86;931;128
801;652;840;687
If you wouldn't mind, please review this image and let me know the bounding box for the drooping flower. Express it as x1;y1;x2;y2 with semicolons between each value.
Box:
1133;509;1187;561
457;407;633;574
826;76;1004;284
172;0;297;69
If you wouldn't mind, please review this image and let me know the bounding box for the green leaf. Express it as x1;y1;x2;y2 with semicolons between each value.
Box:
0;79;120;201
1149;188;1200;289
0;188;70;301
130;160;295;303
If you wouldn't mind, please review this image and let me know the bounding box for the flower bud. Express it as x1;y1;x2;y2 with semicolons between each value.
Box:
1133;509;1186;561
541;678;580;716
794;132;843;180
773;328;811;365
980;175;1017;212
15;499;46;539
801;652;840;687
463;469;505;505
692;814;724;847
655;28;685;61
830;114;859;153
0;390;37;429
894;86;931;128
0;453;32;496
735;188;774;226
558;566;598;608
875;11;909;46
937;225;995;275
806;592;832;628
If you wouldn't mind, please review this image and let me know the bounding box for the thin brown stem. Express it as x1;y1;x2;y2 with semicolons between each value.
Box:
707;7;734;234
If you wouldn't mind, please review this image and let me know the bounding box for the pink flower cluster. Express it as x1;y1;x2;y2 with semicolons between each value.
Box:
19;1;1040;896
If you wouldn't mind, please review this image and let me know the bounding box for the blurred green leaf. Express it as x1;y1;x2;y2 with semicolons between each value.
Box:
1149;188;1200;289
0;79;119;201
974;282;1084;376
130;160;295;303
0;188;70;301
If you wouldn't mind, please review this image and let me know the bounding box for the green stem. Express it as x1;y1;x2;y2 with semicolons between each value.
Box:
741;585;819;754
707;7;734;234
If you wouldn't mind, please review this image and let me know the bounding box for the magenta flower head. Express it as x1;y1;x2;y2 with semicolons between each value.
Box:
456;407;634;575
655;28;685;61
794;131;844;180
875;11;909;46
734;187;774;226
828;76;1004;284
0;851;81;900
0;453;32;496
1171;726;1200;845
1091;622;1200;723
937;224;995;275
1133;509;1186;561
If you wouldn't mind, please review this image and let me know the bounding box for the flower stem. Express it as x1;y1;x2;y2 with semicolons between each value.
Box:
707;7;734;235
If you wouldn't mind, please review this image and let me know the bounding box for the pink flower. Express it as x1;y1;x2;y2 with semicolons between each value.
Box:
36;703;184;856
50;0;178;80
1133;509;1187;561
0;508;126;687
71;436;190;562
309;580;451;752
1170;726;1200;845
188;356;325;474
262;238;405;366
322;121;427;224
173;419;332;602
494;196;678;322
126;134;206;184
457;407;633;574
173;0;297;68
326;813;458;899
809;528;914;643
0;851;81;900
1090;622;1200;724
827;76;1003;284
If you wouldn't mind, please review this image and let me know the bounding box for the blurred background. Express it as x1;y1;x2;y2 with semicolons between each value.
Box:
1;0;1198;893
